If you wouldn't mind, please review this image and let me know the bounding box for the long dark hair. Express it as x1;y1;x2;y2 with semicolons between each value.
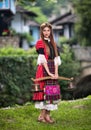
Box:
40;22;58;57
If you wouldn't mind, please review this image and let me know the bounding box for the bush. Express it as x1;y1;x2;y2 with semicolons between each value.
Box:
59;44;80;100
0;47;37;107
58;36;78;47
0;56;37;107
0;47;37;56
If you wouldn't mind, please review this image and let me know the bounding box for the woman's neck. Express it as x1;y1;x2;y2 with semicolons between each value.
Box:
44;37;50;42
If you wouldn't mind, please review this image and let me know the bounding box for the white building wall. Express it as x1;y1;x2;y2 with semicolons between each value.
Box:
11;13;31;50
29;26;39;45
64;24;70;39
11;13;30;33
54;30;60;43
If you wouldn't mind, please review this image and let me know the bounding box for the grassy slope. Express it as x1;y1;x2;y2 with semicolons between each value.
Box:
0;98;91;130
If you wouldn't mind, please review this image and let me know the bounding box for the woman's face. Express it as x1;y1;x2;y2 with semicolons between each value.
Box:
42;27;51;38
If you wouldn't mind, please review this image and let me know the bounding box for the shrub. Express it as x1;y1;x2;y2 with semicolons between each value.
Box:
0;56;37;107
0;47;37;107
59;44;80;100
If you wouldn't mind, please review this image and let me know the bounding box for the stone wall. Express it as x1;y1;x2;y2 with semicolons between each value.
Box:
72;46;91;77
72;46;91;61
0;36;20;48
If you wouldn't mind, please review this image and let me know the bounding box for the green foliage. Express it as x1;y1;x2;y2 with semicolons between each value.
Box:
0;47;38;107
60;44;75;62
2;31;8;36
0;56;37;107
0;47;37;56
9;27;17;36
17;0;73;23
0;98;91;130
87;95;91;99
18;32;34;43
27;47;37;55
58;36;68;45
18;1;47;24
31;0;74;17
58;44;80;99
18;0;56;17
17;0;36;5
25;6;47;24
34;0;56;17
74;0;91;46
58;36;77;47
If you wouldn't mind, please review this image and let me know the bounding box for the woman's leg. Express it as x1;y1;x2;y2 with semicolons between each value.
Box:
45;110;54;123
38;109;46;122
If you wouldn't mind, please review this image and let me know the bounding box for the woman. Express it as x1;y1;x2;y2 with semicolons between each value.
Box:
32;22;62;123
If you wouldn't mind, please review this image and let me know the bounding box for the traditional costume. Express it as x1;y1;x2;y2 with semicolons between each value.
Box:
33;38;61;110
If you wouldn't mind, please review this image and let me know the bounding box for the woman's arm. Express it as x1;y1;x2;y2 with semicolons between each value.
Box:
42;62;55;78
54;56;62;79
54;64;59;79
37;54;55;78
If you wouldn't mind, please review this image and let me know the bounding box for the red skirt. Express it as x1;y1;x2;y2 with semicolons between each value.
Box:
32;60;60;101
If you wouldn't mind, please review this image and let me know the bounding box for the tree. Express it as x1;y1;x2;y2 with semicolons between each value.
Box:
74;0;91;46
17;0;74;17
25;6;47;24
32;0;56;17
16;0;35;4
17;0;48;24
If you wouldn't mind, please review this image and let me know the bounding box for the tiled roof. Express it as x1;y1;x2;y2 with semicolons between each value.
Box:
50;12;77;25
27;20;39;26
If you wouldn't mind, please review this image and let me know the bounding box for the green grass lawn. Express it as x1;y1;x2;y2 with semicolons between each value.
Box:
0;97;91;130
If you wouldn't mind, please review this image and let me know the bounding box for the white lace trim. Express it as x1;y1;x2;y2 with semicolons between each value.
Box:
54;56;62;66
37;54;47;65
35;102;58;111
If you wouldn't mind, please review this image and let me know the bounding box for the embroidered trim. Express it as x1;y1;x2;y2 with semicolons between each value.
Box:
35;102;58;110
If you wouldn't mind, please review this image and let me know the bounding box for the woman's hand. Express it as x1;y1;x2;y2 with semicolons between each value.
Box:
54;73;59;79
48;72;59;79
48;72;55;79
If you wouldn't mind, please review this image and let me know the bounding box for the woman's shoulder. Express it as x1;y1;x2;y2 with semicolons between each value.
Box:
35;39;45;49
